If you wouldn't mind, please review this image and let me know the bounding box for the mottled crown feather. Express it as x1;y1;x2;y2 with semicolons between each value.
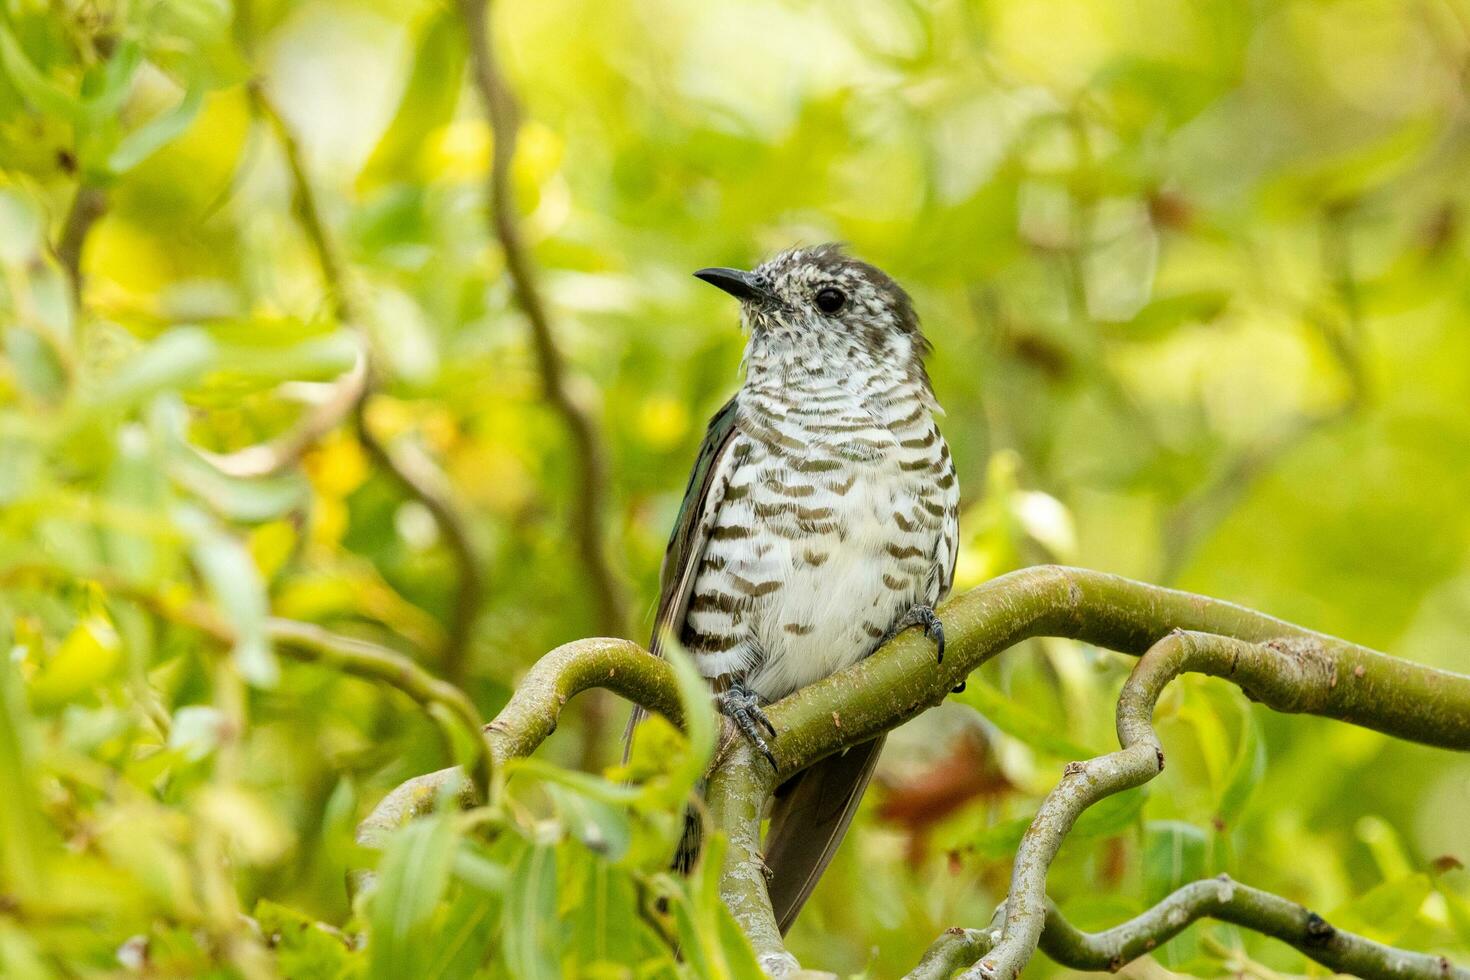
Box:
741;244;933;395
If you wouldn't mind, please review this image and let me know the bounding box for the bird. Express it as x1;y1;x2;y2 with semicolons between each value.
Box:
628;243;959;933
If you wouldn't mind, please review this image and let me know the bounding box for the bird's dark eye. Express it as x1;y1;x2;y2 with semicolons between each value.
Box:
815;287;845;314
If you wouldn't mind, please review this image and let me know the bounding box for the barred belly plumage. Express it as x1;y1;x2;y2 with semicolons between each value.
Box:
682;375;959;703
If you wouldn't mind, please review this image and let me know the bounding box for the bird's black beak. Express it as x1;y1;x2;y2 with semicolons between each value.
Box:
694;267;771;303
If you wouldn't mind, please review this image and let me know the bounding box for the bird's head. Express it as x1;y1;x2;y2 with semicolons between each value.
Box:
694;243;931;378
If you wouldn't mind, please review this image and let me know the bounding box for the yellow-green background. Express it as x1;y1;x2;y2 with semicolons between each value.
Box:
2;0;1469;976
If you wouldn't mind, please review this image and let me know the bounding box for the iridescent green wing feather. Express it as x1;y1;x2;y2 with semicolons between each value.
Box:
624;395;741;745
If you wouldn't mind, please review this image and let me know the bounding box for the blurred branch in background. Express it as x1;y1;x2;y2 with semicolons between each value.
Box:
245;82;486;687
458;0;632;765
1160;205;1368;583
54;185;106;305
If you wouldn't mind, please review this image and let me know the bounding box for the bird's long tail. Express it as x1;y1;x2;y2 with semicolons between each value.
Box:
763;735;886;934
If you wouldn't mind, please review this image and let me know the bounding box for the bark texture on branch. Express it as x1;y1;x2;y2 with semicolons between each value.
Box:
963;626;1470;979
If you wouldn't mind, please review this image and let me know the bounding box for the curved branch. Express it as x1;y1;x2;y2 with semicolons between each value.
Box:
361;566;1470;975
195;348;368;479
482;636;682;763
912;878;1467;980
764;565;1470;782
352;397;485;686
456;0;629;643
965;626;1470;980
1037;876;1468;980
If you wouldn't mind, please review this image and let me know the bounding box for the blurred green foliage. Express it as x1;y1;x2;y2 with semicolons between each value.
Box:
2;0;1470;976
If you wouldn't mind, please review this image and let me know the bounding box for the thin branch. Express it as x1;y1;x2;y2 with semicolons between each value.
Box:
456;0;629;650
193;345;368;478
909;928;995;980
965;626;1470;979
55;185;107;305
247;82;485;685
1037;876;1469;980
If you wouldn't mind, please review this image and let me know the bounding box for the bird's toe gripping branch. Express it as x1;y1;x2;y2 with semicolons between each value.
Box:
716;680;779;770
885;603;946;663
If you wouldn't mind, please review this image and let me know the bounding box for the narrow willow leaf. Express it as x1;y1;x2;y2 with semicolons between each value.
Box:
567;860;644;969
501;841;561;980
1143;821;1209;904
1214;706;1265;830
953;675;1099;759
79;328;218;421
0;25;83;121
171;504;277;685
368;815;458;980
420;884;496;980
543;782;632;861
357;8;465;190
107;86;204;174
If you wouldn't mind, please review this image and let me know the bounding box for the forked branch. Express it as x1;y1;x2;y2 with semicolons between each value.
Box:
361;566;1470;977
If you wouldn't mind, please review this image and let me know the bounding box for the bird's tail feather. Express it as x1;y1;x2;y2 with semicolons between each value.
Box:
763;736;886;934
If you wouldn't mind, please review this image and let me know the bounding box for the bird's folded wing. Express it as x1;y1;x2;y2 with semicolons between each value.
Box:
624;395;743;750
764;735;886;934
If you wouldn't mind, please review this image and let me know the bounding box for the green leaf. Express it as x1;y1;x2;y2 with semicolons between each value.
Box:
567;860;646;970
543;782;632;861
0;25;83;122
78;328;219;421
1143;820;1209;904
0;187;43;265
1109;289;1231;341
368;814;459;980
954;675;1100;759
358;8;465;191
971;786;1148;859
0;651;44;893
170;453;310;524
253;899;355;978
27;612;124;709
80;39;142;123
501;840;561;980
107;85;204;175
212;331;361;382
172;504;278;686
1214;706;1265;831
4;329;67;403
419;883;496;980
453;843;510;895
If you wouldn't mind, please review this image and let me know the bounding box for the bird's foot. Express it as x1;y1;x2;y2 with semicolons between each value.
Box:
716;681;778;770
883;603;946;663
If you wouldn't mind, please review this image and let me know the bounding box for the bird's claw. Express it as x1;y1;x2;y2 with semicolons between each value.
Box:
884;603;946;664
717;682;778;770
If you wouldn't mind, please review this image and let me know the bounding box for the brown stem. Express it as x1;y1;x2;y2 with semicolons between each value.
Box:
456;0;629;658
